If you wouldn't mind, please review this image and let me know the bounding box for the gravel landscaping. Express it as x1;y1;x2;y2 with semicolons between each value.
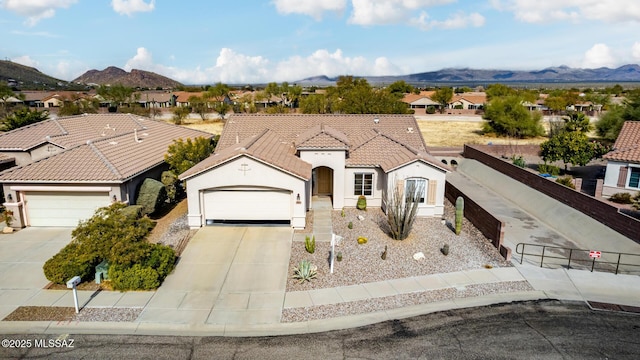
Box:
286;200;511;292
4;306;142;322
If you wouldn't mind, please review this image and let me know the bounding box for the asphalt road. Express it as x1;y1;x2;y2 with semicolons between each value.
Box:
2;300;639;360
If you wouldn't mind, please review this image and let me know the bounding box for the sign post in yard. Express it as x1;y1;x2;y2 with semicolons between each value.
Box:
66;276;81;313
589;251;601;272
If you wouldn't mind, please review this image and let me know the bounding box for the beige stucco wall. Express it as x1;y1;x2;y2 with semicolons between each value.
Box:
184;156;308;228
299;150;346;210
603;160;640;197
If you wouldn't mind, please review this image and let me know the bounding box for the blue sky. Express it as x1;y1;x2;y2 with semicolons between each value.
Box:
2;0;640;84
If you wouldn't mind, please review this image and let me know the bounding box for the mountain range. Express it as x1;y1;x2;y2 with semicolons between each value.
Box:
297;64;640;85
72;66;182;89
3;60;640;89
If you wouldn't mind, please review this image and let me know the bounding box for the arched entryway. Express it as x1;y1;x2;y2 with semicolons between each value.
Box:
313;166;334;197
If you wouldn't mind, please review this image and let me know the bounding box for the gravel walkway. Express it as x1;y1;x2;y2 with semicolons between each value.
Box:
286;201;510;292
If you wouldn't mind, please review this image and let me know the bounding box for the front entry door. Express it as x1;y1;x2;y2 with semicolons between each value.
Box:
316;167;333;196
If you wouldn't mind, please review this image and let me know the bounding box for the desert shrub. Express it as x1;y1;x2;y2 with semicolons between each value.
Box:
537;163;560;176
43;243;98;284
609;192;633;204
426;106;436;114
136;178;167;215
304;235;315;254
161;171;179;203
119;205;144;219
109;264;160;291
144;244;176;279
357;195;367;210
633;193;640;210
556;176;575;189
511;155;526;168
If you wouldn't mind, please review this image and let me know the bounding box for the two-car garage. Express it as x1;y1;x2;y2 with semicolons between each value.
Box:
203;188;292;225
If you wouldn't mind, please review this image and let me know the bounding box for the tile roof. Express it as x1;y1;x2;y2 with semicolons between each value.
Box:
295;124;350;149
185;114;448;178
179;129;311;181
0;114;212;183
603;121;640;163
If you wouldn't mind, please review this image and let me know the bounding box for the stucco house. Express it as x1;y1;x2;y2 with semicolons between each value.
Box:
179;114;450;229
0;113;212;227
602;121;640;197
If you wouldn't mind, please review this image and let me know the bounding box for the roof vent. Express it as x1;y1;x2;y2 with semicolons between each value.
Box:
134;129;143;143
407;127;414;133
374;117;380;124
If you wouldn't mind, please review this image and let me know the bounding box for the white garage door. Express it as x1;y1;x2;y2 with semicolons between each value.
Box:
204;189;291;224
25;192;112;227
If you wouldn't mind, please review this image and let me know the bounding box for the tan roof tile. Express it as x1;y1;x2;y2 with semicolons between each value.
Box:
604;121;640;163
296;124;349;149
0;114;212;183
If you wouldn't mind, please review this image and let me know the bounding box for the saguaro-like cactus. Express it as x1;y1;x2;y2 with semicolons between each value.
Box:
455;196;464;235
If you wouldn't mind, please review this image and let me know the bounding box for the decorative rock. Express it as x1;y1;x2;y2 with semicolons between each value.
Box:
2;227;14;234
357;215;365;221
413;252;425;261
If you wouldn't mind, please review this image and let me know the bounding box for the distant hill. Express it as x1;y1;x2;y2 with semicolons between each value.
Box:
298;64;640;86
0;60;69;89
72;66;182;89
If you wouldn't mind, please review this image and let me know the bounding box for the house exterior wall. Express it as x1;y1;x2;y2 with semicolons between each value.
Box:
386;161;447;217
343;167;385;208
184;156;307;229
299;150;345;210
29;143;64;163
603;160;639;197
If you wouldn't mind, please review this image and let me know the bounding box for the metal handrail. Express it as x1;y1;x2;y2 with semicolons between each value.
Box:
515;243;640;275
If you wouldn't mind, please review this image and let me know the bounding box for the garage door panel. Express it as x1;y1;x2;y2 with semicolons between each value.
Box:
204;190;291;222
25;192;111;227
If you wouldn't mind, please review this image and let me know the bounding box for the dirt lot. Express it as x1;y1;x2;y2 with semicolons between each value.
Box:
417;120;548;147
181;119;224;135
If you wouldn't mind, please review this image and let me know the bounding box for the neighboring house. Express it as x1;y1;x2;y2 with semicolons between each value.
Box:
0;113;212;227
134;91;175;108
401;91;440;112
179;114;450;229
449;93;486;110
602;121;640;197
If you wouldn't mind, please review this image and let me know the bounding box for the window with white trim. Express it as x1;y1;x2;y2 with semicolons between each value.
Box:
629;167;640;189
405;178;426;204
354;173;373;196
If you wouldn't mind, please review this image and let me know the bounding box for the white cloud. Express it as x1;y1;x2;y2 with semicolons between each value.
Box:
349;0;455;26
123;47;403;84
272;0;346;20
11;30;59;38
632;42;640;61
582;43;616;68
0;0;77;26
111;0;155;16
410;11;485;30
491;0;640;23
11;55;39;68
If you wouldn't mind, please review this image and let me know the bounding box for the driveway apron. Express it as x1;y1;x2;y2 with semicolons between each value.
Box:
140;226;292;326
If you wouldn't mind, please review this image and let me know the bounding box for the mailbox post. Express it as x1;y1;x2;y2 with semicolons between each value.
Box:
66;276;81;313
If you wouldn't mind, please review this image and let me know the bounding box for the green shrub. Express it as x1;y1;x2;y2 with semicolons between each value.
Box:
537;163;560;176
633;192;640;211
357;195;367;210
136;178;167;215
609;192;633;204
161;171;179;203
109;264;160;291
43;243;98;284
426;106;436;114
556;176;575;189
119;205;144;219
144;244;176;279
348;221;353;229
511;155;526;168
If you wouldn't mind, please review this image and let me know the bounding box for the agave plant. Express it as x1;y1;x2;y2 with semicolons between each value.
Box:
293;260;317;283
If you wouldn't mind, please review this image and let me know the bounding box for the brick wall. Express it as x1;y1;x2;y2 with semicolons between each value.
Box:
463;145;640;242
445;181;510;260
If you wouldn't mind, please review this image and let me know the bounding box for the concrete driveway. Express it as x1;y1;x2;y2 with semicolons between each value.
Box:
139;226;293;326
0;228;73;319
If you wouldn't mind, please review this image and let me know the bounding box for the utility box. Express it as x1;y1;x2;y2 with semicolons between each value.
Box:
95;260;110;284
